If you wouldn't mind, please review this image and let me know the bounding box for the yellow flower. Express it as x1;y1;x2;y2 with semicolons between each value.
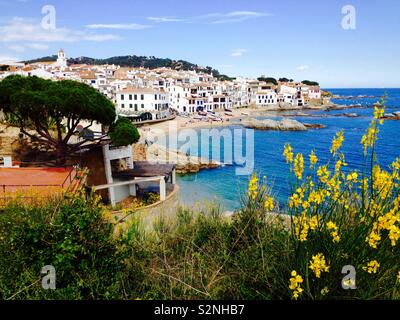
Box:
334;155;347;173
374;106;385;124
289;271;304;300
248;174;259;200
372;165;393;199
309;253;330;278
317;166;330;184
321;287;329;296
283;143;294;164
326;221;340;243
293;214;309;242
294;153;304;180
289;188;305;209
363;260;380;274
264;196;275;211
397;271;400;283
366;231;381;249
309;215;319;230
346;172;358;183
330;131;344;155
361;123;379;155
309;150;318;169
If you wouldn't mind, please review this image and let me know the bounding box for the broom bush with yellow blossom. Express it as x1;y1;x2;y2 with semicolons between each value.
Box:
280;99;400;300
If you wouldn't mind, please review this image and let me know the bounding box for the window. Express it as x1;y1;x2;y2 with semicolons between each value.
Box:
135;104;138;111
141;94;144;100
129;104;133;109
141;104;144;109
134;94;137;100
121;104;125;108
155;94;158;100
129;94;132;100
121;94;124;100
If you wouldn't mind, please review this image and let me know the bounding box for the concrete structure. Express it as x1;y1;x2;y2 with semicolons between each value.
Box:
99;144;176;207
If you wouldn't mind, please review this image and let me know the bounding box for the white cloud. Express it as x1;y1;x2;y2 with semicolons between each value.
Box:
146;11;270;25
147;16;185;23
230;49;249;57
0;55;19;63
0;17;122;43
296;65;310;71
205;11;271;24
86;23;151;30
6;43;49;52
6;44;25;52
27;43;49;50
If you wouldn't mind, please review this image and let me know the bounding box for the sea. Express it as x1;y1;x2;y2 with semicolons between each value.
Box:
176;88;400;211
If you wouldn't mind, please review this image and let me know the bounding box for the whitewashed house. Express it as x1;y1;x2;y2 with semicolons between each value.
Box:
167;85;193;113
256;90;277;106
308;86;322;100
116;87;169;120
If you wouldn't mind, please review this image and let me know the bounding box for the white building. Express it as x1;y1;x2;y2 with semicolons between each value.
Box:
167;85;193;113
256;90;277;106
54;49;67;68
308;86;322;100
116;87;169;120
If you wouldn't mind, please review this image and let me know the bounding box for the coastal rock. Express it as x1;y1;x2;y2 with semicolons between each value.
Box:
241;118;307;131
144;144;221;174
344;113;358;118
382;112;400;120
304;123;326;129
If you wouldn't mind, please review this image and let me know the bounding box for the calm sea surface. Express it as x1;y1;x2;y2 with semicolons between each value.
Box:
176;88;400;211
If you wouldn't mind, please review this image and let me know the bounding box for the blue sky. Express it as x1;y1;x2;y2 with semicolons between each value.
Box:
0;0;399;87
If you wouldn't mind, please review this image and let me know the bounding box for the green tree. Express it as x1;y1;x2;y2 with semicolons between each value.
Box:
302;80;319;86
109;117;140;147
257;77;278;85
0;75;138;165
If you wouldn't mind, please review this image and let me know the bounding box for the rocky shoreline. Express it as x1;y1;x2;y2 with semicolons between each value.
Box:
133;142;221;174
239;118;325;131
382;112;400;120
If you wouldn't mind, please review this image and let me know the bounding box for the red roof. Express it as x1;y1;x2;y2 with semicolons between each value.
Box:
0;167;74;188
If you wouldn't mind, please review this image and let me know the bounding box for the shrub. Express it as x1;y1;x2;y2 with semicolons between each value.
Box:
278;100;400;300
0;193;125;299
109;117;140;147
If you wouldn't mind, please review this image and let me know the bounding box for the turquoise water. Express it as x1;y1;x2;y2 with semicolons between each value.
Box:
177;89;400;211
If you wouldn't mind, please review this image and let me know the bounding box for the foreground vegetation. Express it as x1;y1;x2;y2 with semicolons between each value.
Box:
0;103;399;300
